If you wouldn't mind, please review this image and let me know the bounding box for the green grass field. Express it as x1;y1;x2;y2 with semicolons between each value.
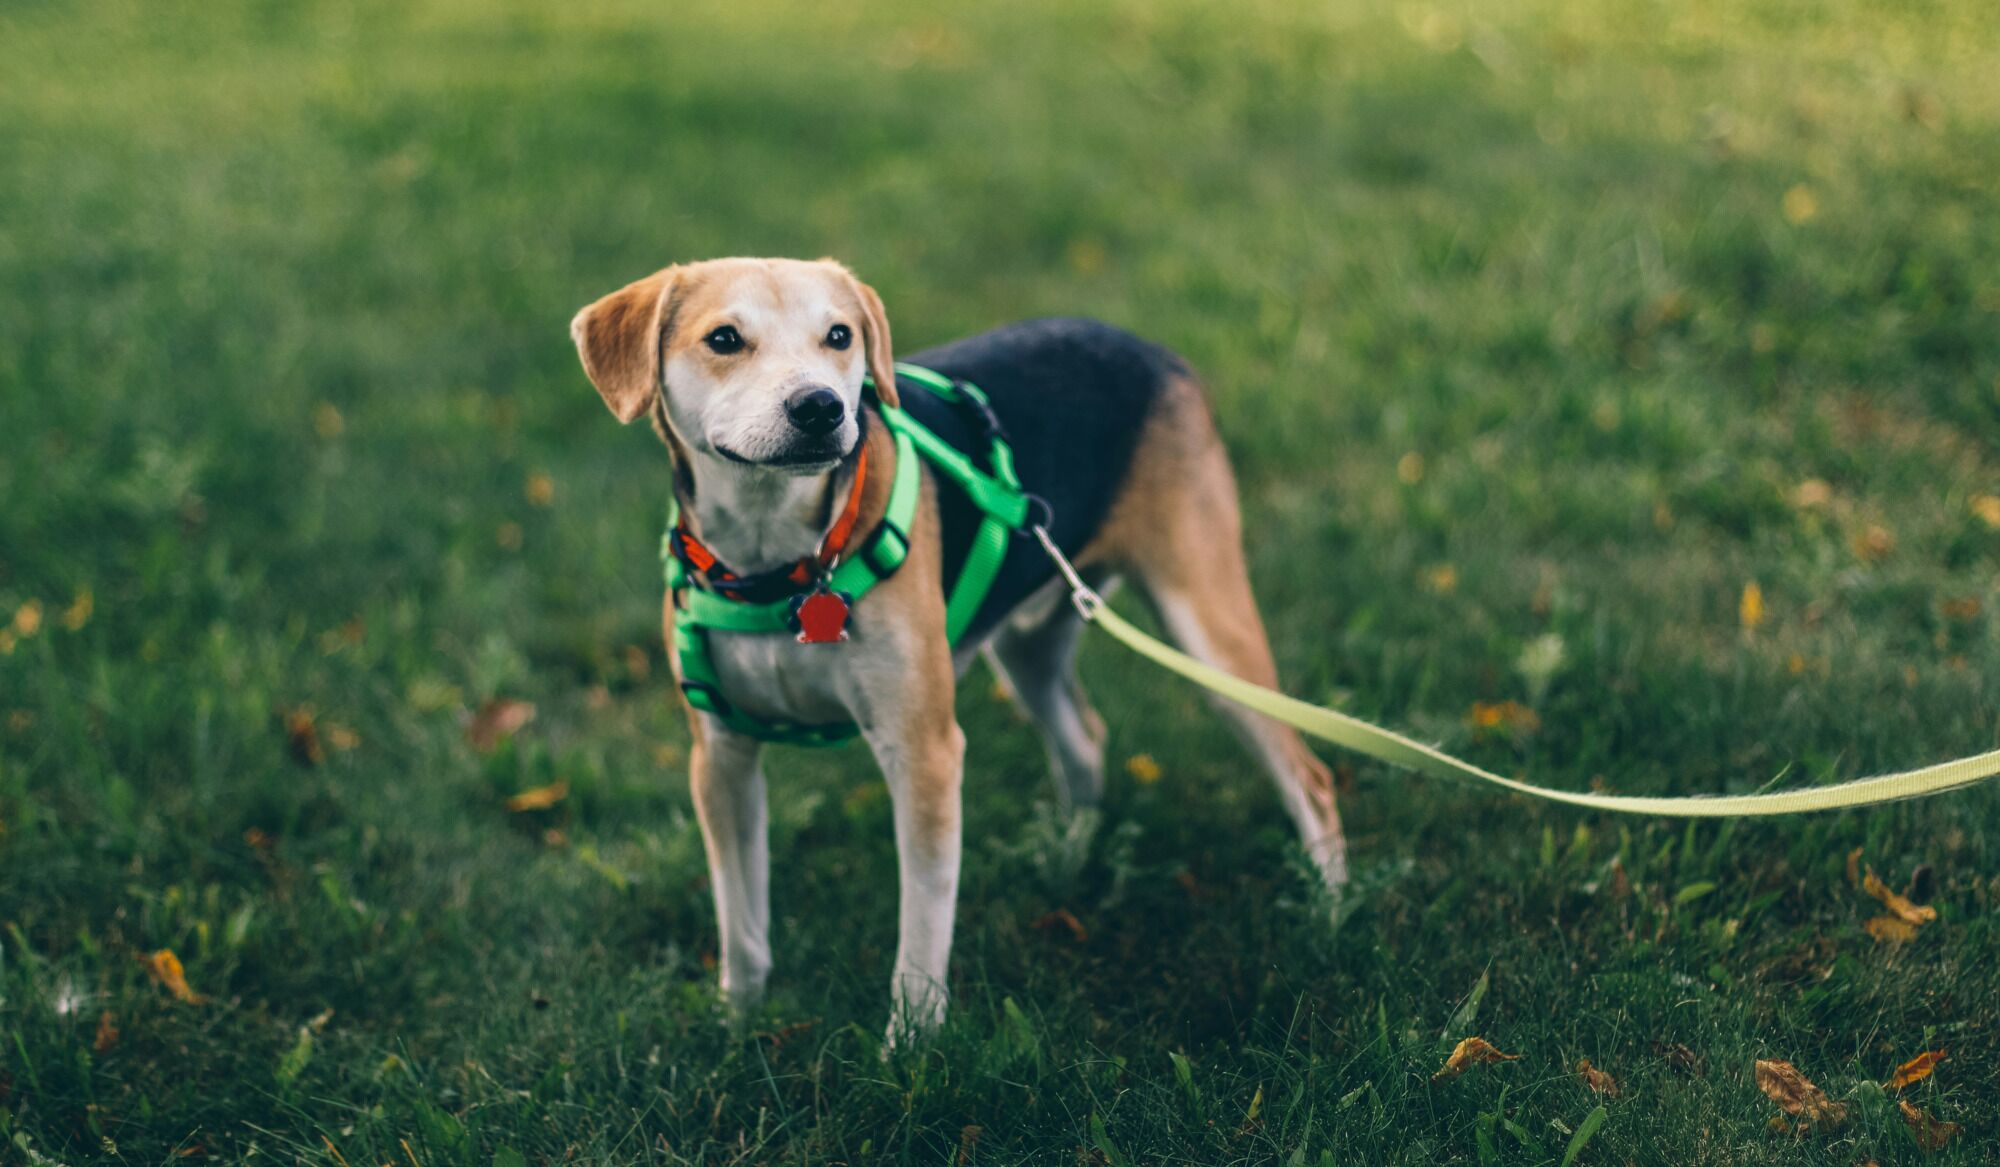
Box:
4;0;1999;1162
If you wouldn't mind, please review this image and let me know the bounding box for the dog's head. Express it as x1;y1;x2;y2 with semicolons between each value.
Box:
569;257;897;474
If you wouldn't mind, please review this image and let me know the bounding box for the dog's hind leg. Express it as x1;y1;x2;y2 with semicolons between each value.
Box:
986;589;1108;813
1093;378;1349;888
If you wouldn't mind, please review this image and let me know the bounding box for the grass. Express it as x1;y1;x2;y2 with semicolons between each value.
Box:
2;0;1998;1161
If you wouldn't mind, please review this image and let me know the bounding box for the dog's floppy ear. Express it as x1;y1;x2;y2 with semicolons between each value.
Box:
840;267;899;410
570;266;681;424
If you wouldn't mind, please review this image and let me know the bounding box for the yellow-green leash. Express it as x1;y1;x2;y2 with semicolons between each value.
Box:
1031;528;2000;816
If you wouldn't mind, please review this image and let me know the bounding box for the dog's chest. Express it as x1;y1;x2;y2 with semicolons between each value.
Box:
690;600;915;729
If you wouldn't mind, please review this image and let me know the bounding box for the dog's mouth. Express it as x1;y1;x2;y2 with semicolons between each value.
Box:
713;436;850;472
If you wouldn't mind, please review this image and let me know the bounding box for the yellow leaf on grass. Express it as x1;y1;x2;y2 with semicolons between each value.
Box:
1754;1059;1846;1127
1124;753;1163;785
1885;1050;1947;1091
62;587;93;631
1433;1036;1520;1080
1576;1058;1620;1097
466;699;535;752
1898;1100;1960;1150
525;472;556;507
504;779;569;813
138;949;205;1004
1781;184;1819;224
1739;582;1765;630
1861;866;1936;926
1970;494;2000;528
13;599;43;637
1865;915;1918;945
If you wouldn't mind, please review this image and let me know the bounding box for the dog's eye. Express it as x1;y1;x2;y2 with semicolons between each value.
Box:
704;325;744;355
824;324;852;351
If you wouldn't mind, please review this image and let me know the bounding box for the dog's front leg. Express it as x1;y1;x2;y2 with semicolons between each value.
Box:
687;719;771;1021
863;698;966;1047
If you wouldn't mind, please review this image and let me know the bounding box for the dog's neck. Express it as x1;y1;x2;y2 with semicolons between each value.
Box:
667;412;889;576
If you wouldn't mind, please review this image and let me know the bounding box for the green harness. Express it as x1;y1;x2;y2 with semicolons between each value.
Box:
664;363;1031;745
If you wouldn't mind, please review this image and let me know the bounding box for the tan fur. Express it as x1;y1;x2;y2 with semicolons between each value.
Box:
1081;375;1346;880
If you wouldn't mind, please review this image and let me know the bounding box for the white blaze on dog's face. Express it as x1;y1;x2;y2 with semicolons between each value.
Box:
569;257;899;474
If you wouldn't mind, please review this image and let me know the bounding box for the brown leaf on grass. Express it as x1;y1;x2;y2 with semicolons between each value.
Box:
466;699;535;752
1845;846;1863;887
1899;1100;1961;1150
138;949;205;1004
94;1011;119;1052
1433;1037;1521;1080
1031;908;1088;943
503;779;569;813
1884;1050;1947;1091
283;707;324;767
1865;916;1918;945
1754;1059;1847;1128
1652;1040;1704;1076
1467;701;1539;736
1862;866;1937;926
1575;1058;1620;1096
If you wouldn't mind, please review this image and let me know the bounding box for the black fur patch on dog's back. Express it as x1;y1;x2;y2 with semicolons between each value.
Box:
897;317;1184;644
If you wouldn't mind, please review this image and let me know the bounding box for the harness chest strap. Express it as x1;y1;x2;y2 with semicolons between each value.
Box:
665;364;1029;744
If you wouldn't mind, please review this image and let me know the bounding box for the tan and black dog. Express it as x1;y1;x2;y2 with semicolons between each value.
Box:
569;256;1344;1040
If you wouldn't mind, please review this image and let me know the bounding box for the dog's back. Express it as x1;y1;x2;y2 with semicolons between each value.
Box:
901;317;1188;644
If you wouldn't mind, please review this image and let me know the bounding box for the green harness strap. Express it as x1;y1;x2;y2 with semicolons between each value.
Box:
663;363;1029;745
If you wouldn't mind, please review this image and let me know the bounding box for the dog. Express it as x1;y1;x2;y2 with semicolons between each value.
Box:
569;257;1345;1039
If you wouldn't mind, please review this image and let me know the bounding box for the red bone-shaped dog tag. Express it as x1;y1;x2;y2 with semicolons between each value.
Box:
790;589;852;644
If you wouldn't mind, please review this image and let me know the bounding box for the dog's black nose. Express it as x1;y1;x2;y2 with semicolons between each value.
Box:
785;387;845;436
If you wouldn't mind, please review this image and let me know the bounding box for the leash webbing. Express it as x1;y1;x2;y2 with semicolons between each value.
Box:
1030;527;2000;816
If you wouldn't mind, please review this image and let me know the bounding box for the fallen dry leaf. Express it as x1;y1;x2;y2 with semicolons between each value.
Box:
1740;581;1766;631
13;599;43;637
1754;1059;1846;1128
282;708;324;767
1576;1058;1620;1097
138;949;205;1004
1970;494;2000;529
1898;1099;1960;1151
1433;1036;1520;1080
1853;524;1895;562
1793;479;1832;508
1124;753;1162;784
1862;866;1937;926
1865;915;1918;945
1031;908;1088;943
1652;1041;1704;1076
466;699;535;753
1845;846;1864;887
94;1010;119;1052
1467;701;1539;735
1884;1050;1947;1092
62;588;93;632
503;779;569;813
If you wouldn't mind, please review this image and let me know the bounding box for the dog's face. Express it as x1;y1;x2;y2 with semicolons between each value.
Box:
570;257;898;475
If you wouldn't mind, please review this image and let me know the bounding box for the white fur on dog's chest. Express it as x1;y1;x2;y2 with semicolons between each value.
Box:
691;599;921;730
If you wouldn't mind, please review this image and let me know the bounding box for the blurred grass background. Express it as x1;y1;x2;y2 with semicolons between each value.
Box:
2;0;1998;1162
